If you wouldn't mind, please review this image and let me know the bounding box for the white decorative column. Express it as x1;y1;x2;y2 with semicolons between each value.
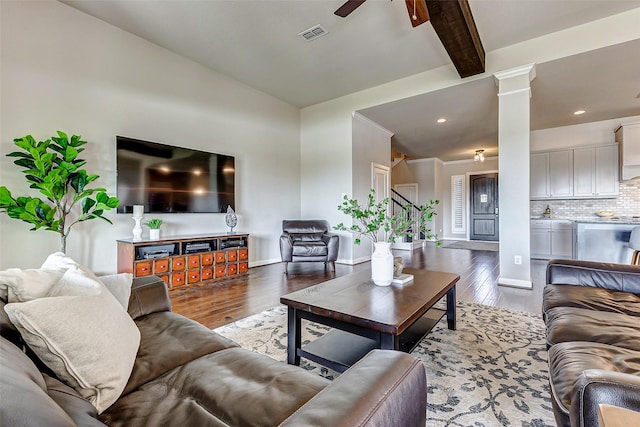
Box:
494;64;536;289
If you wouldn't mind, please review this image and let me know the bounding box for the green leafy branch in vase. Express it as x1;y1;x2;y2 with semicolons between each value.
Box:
334;189;440;245
0;131;119;253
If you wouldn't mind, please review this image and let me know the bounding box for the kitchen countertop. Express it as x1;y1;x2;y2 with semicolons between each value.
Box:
574;218;640;225
531;217;640;225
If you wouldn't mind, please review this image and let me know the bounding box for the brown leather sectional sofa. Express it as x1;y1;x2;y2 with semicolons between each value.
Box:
543;259;640;427
1;275;427;426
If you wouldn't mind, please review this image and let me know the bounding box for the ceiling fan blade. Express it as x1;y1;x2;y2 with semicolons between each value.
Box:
335;0;367;17
405;0;429;27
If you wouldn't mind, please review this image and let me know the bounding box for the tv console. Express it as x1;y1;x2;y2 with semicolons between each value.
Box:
117;233;249;289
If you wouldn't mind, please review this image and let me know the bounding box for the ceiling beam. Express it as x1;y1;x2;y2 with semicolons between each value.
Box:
426;0;485;78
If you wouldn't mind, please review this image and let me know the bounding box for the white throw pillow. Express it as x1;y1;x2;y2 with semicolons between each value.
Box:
41;252;96;276
3;268;140;414
0;269;64;303
41;252;132;309
47;266;103;297
96;273;133;310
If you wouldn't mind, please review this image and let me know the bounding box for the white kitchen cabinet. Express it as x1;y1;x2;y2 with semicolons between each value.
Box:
549;151;574;197
530;220;551;257
531;144;618;200
615;123;640;180
573;145;619;197
551;221;574;258
530;150;572;199
530;219;574;259
530;153;550;199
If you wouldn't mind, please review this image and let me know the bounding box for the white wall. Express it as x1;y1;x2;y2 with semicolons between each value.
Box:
531;114;640;151
401;158;442;238
530;114;640;219
299;8;640;259
349;114;392;263
394;113;640;242
396;157;500;240
0;1;301;272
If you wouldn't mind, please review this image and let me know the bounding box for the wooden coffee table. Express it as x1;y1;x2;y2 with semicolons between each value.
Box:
280;267;459;372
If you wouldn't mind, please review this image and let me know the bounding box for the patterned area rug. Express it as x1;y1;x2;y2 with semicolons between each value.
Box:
213;302;554;426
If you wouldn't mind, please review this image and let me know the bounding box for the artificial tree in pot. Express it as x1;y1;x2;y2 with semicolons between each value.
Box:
0;131;119;253
335;189;439;286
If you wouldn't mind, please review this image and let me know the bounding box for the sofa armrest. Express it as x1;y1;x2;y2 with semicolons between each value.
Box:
280;232;293;262
127;275;171;320
570;369;640;427
279;350;426;427
322;233;340;262
547;259;640;294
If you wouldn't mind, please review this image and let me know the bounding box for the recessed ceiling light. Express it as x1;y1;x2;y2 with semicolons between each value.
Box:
437;118;447;123
573;110;586;115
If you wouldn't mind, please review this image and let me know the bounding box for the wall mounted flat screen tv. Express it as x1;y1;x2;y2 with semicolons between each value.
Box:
116;136;234;214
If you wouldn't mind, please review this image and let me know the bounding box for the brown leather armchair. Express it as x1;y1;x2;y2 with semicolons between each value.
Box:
280;220;339;274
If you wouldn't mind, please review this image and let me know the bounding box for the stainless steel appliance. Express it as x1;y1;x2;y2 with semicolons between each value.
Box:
574;221;636;263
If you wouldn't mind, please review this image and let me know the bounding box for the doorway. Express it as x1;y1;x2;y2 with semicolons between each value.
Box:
469;173;499;241
371;163;390;202
394;183;418;205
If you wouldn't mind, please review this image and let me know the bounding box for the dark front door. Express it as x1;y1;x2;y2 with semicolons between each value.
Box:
470;173;499;241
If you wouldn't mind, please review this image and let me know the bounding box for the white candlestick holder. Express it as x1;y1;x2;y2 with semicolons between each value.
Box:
132;216;143;241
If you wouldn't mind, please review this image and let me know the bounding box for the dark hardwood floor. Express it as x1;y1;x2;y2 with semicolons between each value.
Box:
170;243;549;329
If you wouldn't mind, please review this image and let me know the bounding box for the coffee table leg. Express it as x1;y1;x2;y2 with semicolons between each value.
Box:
287;307;301;366
380;333;397;350
446;285;457;330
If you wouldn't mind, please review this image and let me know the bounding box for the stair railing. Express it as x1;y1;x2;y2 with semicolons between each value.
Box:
390;189;424;242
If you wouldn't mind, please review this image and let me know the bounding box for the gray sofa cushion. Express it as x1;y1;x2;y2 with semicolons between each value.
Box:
124;310;239;395
546;306;640;351
548;341;640;418
0;297;22;347
282;220;328;235
291;232;324;242
43;374;104;426
100;347;330;427
0;336;82;427
292;241;329;257
543;284;640;320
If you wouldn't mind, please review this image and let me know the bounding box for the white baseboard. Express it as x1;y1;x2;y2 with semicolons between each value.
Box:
251;258;369;268
392;240;424;251
497;276;533;289
353;256;371;265
249;258;281;268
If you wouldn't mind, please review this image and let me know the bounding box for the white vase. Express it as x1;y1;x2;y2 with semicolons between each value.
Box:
371;242;394;286
149;229;160;240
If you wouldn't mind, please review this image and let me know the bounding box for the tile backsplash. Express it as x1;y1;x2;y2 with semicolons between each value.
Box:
530;177;640;218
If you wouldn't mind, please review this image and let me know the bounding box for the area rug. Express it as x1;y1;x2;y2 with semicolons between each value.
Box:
443;240;500;251
213;302;554;427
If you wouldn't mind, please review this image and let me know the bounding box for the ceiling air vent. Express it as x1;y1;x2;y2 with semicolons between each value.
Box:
298;24;328;42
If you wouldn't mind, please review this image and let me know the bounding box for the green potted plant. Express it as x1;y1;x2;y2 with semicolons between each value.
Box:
0;131;119;253
145;218;163;240
335;189;439;286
